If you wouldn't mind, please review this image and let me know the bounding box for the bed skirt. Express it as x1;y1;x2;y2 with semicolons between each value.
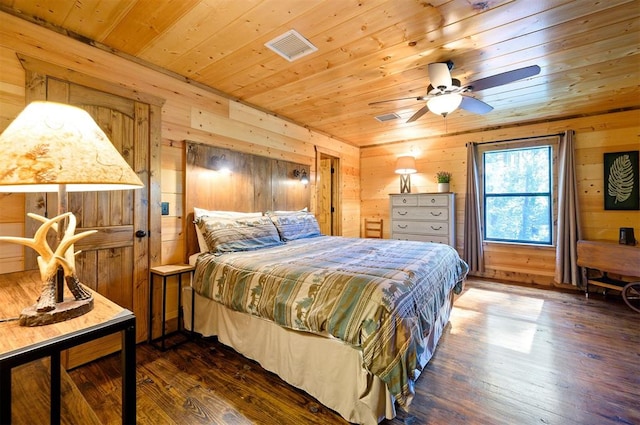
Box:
183;287;454;425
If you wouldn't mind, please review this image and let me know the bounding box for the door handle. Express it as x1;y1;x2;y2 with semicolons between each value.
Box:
135;230;149;238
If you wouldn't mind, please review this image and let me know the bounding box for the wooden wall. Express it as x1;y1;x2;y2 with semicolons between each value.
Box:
184;143;311;257
0;12;360;273
361;109;640;287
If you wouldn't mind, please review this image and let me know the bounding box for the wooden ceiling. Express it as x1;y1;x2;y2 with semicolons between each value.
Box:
1;0;638;147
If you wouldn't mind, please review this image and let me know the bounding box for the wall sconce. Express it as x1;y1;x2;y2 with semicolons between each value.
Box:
293;169;309;185
208;154;231;174
395;156;417;193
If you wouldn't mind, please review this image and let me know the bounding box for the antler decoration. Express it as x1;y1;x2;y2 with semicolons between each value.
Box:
0;212;96;321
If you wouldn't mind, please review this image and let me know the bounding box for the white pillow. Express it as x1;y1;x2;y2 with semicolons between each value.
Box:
193;208;263;252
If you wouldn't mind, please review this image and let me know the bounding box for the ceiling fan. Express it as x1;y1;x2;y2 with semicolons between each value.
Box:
370;61;541;122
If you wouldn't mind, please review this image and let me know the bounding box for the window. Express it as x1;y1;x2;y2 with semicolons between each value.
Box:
481;140;556;245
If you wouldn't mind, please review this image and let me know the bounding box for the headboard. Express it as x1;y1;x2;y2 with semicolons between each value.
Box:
184;141;311;260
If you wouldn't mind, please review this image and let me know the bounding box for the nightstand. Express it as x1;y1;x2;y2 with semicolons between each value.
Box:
0;270;136;424
148;264;195;350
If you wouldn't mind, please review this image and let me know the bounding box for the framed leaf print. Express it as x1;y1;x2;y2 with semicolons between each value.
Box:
604;151;639;210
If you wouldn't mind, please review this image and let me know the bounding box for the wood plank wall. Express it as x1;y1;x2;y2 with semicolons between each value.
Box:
0;12;360;274
360;110;640;287
184;142;312;259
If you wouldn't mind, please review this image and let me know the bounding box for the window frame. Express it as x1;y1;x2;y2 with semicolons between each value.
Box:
477;136;559;247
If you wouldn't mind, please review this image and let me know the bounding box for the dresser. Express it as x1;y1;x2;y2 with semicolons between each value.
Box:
389;193;455;247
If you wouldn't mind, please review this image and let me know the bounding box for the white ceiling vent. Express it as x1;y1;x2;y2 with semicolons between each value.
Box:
375;113;401;122
265;29;318;62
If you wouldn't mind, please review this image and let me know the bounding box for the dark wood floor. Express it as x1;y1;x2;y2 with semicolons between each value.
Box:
65;278;639;425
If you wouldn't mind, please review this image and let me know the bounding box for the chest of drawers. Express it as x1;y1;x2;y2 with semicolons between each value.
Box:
389;193;455;247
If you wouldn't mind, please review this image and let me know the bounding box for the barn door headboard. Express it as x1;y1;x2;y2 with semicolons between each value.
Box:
184;141;311;259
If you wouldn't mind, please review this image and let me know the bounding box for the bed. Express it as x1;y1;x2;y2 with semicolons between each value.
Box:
183;210;468;424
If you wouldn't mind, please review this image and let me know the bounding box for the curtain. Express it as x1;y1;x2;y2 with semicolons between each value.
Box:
555;130;582;286
464;142;484;272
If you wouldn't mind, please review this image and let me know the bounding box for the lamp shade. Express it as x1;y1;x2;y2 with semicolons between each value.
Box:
427;93;462;117
0;101;144;192
395;156;417;174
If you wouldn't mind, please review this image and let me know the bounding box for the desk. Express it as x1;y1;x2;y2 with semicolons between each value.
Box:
576;240;640;296
0;270;136;425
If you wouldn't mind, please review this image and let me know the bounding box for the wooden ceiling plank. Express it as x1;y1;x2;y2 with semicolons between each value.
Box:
199;0;449;90
137;0;261;65
62;0;136;42
101;0;202;55
289;24;640;123
163;0;324;77
233;0;577;104
213;0;495;100
244;0;632;112
256;33;639;140
191;0;395;85
1;0;76;27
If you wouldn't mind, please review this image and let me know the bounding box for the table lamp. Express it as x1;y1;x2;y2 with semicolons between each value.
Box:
395;156;417;193
0;101;144;326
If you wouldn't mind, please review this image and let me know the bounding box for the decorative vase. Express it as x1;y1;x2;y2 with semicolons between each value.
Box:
438;182;450;193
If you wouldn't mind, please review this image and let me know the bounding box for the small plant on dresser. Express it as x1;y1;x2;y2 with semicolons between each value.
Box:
436;171;451;192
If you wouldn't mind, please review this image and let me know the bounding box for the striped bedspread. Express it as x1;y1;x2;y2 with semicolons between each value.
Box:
193;236;468;407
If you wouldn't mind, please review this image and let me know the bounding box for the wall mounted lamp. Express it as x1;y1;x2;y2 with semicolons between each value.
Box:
208;154;231;174
0;101;144;326
395;156;417;193
293;169;309;185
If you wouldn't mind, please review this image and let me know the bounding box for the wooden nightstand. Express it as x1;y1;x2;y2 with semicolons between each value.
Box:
0;270;136;424
148;264;195;350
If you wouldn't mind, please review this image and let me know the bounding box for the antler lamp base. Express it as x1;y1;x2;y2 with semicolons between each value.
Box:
0;212;97;326
19;297;94;326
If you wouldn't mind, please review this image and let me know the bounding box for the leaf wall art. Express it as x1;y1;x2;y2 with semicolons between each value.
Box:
604;151;639;210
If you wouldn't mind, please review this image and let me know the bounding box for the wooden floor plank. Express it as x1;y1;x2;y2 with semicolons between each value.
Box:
64;278;639;425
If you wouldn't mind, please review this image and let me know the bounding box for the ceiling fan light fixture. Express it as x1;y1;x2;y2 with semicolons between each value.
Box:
427;94;462;117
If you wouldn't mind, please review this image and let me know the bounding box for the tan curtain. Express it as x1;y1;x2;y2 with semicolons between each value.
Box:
464;142;484;272
555;130;582;286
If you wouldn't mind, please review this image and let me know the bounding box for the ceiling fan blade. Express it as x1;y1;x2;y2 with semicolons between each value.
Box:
428;63;452;89
368;96;424;106
467;65;541;92
407;105;430;123
460;96;493;114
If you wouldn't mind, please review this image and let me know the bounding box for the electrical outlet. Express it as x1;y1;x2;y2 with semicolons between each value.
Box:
161;202;169;215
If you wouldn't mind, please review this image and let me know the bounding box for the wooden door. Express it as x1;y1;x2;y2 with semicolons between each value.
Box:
317;154;340;236
25;76;151;367
318;157;332;234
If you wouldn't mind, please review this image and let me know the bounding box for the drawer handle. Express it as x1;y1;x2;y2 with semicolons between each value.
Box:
397;211;408;216
402;199;407;204
398;224;408;229
430;198;436;203
431;226;442;230
430;212;442;216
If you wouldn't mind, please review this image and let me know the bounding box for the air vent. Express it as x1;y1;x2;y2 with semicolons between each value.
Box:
375;113;401;122
265;29;318;62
